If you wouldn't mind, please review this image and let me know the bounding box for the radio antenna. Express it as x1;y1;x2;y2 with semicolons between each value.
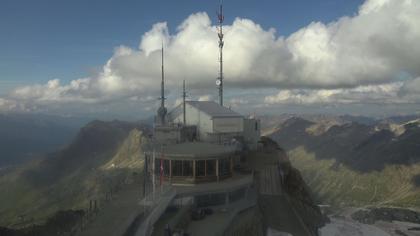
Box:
217;1;224;106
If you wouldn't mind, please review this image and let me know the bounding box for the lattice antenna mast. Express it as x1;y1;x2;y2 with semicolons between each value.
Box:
182;80;187;125
157;43;167;125
217;2;224;106
161;45;165;110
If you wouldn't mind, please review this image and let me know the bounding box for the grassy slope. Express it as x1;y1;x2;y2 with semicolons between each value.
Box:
0;127;145;227
289;146;420;209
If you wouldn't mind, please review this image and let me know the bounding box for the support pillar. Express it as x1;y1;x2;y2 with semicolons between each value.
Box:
169;160;172;183
216;159;219;182
205;160;207;176
193;160;196;182
230;157;234;176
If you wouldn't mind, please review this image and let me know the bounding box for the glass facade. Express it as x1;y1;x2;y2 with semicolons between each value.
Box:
154;157;232;182
218;158;230;176
196;160;206;177
206;160;216;176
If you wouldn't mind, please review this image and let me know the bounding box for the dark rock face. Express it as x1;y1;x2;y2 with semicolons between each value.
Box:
413;175;420;187
0;210;84;236
351;208;420;225
0;120;150;228
283;164;328;235
21;120;149;186
257;137;328;235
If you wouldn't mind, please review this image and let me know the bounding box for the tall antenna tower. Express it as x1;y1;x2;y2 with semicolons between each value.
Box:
183;80;187;125
161;45;165;108
157;44;167;125
216;1;224;106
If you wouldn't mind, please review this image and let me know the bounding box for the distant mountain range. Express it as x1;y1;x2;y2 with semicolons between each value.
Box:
267;116;420;208
0;114;91;167
269;116;420;172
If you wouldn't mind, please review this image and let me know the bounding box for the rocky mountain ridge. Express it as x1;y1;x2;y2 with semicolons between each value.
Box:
0;120;149;229
268;116;420;208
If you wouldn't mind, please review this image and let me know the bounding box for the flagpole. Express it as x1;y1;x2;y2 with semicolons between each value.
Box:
152;147;156;200
160;145;164;193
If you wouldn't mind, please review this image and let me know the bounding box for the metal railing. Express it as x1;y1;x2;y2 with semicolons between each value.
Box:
136;185;176;236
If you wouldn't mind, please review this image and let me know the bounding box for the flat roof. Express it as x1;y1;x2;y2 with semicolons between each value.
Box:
149;142;236;160
168;101;243;120
187;101;242;118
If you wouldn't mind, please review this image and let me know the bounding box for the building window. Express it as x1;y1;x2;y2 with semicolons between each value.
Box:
206;160;216;176
218;158;230;176
255;121;258;131
183;160;193;176
196;160;206;177
164;160;170;176
172;160;183;176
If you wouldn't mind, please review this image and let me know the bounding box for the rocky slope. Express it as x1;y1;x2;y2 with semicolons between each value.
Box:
0;120;150;229
268;117;420;208
270;117;420;172
226;137;327;236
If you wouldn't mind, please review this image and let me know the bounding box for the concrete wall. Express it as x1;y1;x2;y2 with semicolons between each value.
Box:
171;104;248;144
154;126;181;144
172;103;213;141
213;117;243;133
243;118;261;150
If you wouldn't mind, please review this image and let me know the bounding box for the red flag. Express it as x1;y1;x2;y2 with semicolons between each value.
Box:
160;158;164;186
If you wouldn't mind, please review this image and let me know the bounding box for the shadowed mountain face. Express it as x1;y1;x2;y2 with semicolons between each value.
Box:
0;120;150;228
413;175;420;187
0;114;90;167
269;117;420;172
21;120;149;186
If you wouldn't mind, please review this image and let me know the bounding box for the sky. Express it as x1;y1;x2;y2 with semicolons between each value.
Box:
0;0;419;120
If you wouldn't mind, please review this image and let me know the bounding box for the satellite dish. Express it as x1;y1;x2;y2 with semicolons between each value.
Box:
216;79;221;86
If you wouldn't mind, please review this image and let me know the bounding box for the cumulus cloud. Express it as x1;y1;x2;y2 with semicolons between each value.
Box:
0;98;34;112
264;82;411;105
1;0;420;114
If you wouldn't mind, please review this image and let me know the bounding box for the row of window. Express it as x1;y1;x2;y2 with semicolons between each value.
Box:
154;158;231;177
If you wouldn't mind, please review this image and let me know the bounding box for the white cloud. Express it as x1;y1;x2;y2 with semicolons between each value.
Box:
263;81;420;105
0;98;34;112
1;0;420;115
399;77;420;101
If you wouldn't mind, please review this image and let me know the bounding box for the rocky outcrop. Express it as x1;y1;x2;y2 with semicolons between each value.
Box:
254;137;327;235
0;210;85;236
352;207;420;225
